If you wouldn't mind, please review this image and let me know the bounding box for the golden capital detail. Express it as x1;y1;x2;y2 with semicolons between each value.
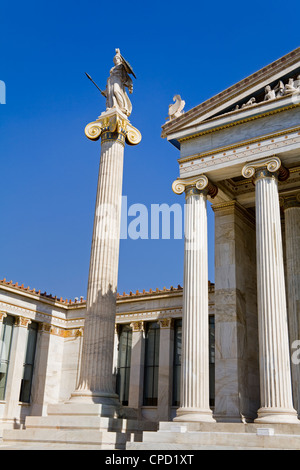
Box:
130;321;145;332
280;193;300;209
0;311;7;323
159;318;173;329
85;110;141;146
242;157;290;182
172;175;218;198
15;316;32;328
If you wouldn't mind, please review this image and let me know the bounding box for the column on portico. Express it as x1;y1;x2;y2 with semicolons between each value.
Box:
242;157;298;423
172;175;217;422
282;193;300;416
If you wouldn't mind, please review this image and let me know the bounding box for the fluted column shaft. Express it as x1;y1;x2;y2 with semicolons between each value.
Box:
73;132;125;403
172;176;216;422
243;159;298;423
283;194;300;416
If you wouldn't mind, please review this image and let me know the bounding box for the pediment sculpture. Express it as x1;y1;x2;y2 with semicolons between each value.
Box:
232;74;300;112
168;95;185;120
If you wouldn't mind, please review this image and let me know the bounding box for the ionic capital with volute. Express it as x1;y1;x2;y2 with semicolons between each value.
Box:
242;156;289;183
85;109;141;147
172;175;218;198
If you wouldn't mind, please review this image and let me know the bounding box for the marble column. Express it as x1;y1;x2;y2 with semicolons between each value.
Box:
172;175;217;422
71;109;141;406
242;157;298;424
283;193;300;416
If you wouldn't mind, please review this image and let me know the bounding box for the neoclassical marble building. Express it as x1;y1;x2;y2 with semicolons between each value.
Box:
0;47;300;449
0;279;215;434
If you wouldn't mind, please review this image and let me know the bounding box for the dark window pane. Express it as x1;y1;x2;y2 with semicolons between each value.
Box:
116;325;132;406
172;319;182;406
19;321;38;403
143;322;160;406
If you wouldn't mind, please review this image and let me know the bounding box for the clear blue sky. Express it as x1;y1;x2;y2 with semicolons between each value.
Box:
1;0;299;300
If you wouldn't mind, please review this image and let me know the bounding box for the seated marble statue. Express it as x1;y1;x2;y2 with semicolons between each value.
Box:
241;97;256;108
264;85;276;101
284;78;299;95
274;80;284;97
102;49;135;117
294;75;300;89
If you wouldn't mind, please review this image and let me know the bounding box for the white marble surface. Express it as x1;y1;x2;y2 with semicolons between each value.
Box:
174;187;214;422
248;165;298;423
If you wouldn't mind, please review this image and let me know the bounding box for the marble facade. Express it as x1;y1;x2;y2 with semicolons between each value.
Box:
162;46;300;428
0;47;300;449
0;279;215;436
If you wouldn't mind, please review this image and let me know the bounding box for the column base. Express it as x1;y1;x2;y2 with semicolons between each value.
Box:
69;389;120;407
174;407;216;423
255;407;299;424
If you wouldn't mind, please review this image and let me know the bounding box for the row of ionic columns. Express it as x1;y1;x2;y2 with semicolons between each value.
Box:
173;156;299;424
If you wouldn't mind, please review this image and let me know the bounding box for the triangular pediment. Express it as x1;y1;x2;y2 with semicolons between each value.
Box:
162;47;300;145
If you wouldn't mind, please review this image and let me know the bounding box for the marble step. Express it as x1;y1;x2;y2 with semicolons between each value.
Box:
25;415;157;432
126;430;300;450
158;421;300;435
2;427;139;449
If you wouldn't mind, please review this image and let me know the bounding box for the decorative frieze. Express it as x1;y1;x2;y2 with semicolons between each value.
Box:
179;127;300;178
38;322;83;338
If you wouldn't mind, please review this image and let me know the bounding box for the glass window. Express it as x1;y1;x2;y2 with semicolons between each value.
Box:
0;315;14;400
172;319;182;406
19;321;38;403
143;322;160;406
116;324;132;406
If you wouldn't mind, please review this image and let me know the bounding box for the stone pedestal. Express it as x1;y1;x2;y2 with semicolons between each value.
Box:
283;194;300;416
172;176;216;422
70;109;141;409
242;158;298;424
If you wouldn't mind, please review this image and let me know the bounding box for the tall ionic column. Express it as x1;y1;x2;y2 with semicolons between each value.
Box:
71;109;141;406
242;157;299;424
172;175;217;422
282;193;300;416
